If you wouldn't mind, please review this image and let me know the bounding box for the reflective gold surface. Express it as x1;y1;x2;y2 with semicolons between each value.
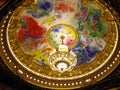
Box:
0;0;120;89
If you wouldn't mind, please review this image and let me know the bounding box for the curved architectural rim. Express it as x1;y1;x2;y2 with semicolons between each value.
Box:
0;0;120;89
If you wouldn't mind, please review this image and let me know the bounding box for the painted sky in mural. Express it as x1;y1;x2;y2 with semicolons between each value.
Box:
17;0;108;68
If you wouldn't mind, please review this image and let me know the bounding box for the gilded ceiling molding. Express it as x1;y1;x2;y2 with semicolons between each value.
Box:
0;0;120;89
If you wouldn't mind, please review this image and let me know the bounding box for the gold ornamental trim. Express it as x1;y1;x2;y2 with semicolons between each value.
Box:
0;0;120;89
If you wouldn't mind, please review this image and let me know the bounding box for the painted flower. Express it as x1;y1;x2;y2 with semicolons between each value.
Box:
83;30;89;36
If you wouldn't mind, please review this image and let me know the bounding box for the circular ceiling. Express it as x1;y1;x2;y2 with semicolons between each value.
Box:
0;0;120;89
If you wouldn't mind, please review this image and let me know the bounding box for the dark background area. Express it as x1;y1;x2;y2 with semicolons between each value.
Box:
0;0;120;90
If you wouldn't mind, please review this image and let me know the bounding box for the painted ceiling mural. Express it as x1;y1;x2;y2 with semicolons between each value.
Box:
1;0;119;89
17;0;107;69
